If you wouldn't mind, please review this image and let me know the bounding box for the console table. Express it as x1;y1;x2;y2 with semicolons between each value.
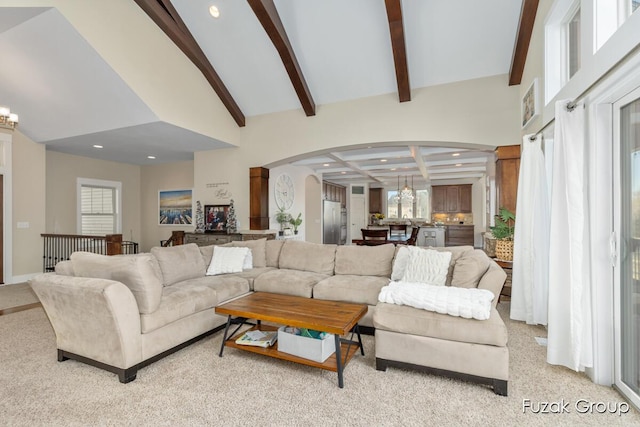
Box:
184;231;276;246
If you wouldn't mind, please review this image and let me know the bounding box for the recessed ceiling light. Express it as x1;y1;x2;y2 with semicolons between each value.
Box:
380;159;387;162
341;171;347;174
455;163;462;167
209;5;220;18
323;163;330;167
148;156;156;160
391;168;397;171
452;153;460;157
93;145;103;149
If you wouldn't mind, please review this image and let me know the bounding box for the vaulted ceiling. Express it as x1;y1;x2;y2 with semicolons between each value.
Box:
0;0;537;183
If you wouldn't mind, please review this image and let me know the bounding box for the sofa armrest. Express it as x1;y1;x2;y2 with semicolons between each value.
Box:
30;273;143;369
477;262;507;308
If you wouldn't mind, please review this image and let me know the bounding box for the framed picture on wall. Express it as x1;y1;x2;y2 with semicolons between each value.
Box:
204;204;229;233
521;78;538;129
158;189;193;225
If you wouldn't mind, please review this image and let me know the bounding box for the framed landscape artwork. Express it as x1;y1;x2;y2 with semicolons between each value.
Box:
205;204;229;232
159;189;193;225
521;78;538;129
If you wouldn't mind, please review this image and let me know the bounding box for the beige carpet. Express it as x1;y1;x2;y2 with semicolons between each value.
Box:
0;303;638;426
0;282;38;310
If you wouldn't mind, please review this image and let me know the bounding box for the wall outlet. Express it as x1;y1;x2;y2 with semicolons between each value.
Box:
17;222;29;229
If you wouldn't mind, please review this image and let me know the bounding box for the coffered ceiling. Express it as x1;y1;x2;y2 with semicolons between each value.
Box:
0;1;535;183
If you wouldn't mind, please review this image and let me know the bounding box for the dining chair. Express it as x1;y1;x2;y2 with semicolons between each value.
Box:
360;228;389;245
389;224;408;237
396;226;420;246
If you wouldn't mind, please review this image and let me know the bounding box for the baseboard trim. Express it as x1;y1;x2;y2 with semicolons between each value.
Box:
0;302;42;316
5;273;39;285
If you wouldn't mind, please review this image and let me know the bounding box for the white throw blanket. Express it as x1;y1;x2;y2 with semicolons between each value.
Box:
378;281;495;320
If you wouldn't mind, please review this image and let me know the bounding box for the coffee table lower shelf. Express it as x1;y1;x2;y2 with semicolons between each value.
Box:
224;325;361;372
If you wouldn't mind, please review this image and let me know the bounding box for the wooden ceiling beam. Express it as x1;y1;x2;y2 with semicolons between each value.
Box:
384;0;411;102
134;0;245;126
247;0;316;116
509;0;539;86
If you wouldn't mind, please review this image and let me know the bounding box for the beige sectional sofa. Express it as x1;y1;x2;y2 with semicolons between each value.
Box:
30;239;508;394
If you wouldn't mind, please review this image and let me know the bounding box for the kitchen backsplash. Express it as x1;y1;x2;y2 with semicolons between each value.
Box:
431;213;473;224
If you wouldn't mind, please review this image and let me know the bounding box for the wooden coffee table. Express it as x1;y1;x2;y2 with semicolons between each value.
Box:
215;292;367;388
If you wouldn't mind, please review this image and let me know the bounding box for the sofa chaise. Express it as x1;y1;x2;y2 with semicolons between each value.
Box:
30;239;508;394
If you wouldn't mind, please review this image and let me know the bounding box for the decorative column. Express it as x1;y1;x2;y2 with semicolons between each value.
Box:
495;145;521;214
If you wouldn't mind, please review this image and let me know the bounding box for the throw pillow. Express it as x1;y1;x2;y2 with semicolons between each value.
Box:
401;247;452;286
391;246;411;281
451;250;491;288
207;246;250;276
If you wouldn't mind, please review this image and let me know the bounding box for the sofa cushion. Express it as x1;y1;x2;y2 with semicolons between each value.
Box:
451;250;491;288
70;252;163;314
278;240;336;275
223;267;276;290
314;275;389;306
151;243;205;286
334;244;395;277
391;246;411;281
265;239;285;268
229;238;267;268
253;268;330;298
373;303;508;347
139;275;250;334
206;246;249;275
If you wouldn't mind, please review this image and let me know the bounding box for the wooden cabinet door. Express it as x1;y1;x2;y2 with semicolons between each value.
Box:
445;186;459;212
459;185;472;213
369;188;382;213
432;186;446;212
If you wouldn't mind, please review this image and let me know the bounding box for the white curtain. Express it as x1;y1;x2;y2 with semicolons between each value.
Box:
510;134;550;325
546;100;593;371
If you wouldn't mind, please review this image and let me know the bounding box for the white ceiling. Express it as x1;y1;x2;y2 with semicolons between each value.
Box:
0;1;522;178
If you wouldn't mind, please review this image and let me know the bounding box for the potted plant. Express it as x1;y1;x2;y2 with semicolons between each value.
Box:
291;213;303;234
373;213;385;225
275;207;291;236
490;207;515;261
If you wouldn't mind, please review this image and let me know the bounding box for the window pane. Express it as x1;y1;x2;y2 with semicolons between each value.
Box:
415;189;430;219
633;0;640;12
387;191;399;218
568;8;581;79
81;185;116;235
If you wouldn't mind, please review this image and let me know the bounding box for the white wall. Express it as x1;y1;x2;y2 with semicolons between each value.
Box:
140;161;194;252
195;74;521;229
268;164;318;241
45;151;141;242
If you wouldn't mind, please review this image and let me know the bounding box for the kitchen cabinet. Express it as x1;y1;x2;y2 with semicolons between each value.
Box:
495;145;520;214
322;182;347;208
445;225;474;246
432;185;472;213
369;188;382;213
431;186;446;212
459;185;472;212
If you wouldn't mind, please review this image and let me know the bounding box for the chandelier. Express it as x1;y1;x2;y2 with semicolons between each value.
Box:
391;175;414;204
0;105;19;130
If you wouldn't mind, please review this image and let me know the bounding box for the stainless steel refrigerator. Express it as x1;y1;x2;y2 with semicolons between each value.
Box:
323;200;342;244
